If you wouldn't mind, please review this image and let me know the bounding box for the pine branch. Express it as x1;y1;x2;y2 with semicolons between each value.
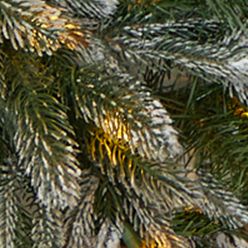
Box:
1;0;248;247
196;168;248;229
0;160;33;248
31;206;64;248
84;129;196;247
64;168;125;248
0;0;89;55
96;219;123;248
85;122;248;236
182;101;248;201
85;127;191;210
12;89;81;208
54;0;119;20
14;177;34;248
2;54;82;209
0;163;19;248
73;69;183;161
0;49;7;99
121;183;191;248
215;232;248;248
129;0;248;30
64;170;99;248
83;114;245;233
118;19;248;104
204;0;248;29
170;83;248;229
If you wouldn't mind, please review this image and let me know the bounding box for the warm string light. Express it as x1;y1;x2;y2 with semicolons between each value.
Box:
230;97;248;118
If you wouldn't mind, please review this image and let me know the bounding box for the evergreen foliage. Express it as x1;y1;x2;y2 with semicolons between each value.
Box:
1;0;248;247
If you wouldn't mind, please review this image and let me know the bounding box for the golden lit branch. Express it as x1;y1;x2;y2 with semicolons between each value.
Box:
30;4;90;51
229;97;248;118
139;232;187;248
0;1;90;55
86;126;131;168
103;112;130;141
